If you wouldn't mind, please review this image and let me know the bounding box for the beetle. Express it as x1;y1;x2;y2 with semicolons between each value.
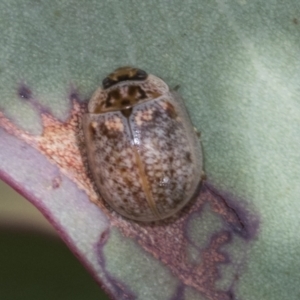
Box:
83;66;203;222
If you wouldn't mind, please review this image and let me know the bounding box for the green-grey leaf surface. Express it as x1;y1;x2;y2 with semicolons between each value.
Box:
0;0;300;299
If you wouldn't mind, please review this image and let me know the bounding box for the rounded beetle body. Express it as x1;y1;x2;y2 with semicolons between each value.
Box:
83;67;203;222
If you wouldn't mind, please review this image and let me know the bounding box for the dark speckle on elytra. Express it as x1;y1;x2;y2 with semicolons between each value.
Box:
18;84;32;100
293;18;298;25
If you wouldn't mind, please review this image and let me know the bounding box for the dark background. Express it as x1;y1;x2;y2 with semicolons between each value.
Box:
0;180;109;300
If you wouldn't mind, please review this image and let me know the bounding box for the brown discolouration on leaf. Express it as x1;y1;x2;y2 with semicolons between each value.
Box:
0;97;258;300
0;100;98;202
109;184;252;300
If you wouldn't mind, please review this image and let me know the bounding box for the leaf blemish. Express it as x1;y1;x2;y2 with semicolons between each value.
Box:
51;176;62;189
99;228;110;245
68;87;82;103
18;84;32;100
204;183;259;241
17;83;53;116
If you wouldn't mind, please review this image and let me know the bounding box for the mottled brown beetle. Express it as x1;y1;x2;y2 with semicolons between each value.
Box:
83;67;203;222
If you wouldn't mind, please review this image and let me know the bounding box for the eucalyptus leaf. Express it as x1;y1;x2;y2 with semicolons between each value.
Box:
0;1;299;299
